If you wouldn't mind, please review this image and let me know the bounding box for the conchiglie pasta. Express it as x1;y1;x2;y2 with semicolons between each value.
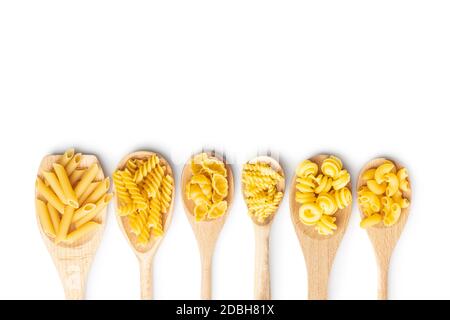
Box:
359;160;410;228
295;156;352;236
186;153;229;222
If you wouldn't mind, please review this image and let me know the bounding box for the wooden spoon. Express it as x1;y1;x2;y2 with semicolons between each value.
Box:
36;154;108;300
289;154;352;300
357;158;412;300
113;151;175;300
181;152;234;300
242;156;285;300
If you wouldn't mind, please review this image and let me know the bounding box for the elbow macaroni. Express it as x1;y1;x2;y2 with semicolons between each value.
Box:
295;156;352;236
359;160;410;228
36;149;111;244
242;161;284;224
185;153;229;222
113;154;174;247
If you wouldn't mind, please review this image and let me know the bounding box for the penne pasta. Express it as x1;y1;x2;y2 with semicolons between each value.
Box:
36;199;56;237
74;163;99;198
72;203;97;223
69;169;86;186
66;222;100;243
47;203;61;231
42;171;68;204
36;149;109;245
55;206;75;243
53;163;79;208
84;177;110;205
65;153;82;176
78;182;100;205
59;148;75;167
75;193;112;228
36;177;65;214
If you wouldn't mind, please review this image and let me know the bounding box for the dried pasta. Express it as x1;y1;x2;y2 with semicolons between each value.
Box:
185;153;229;222
295;156;352;236
36;199;56;238
113;154;174;248
359;160;410;228
36;149;110;244
242;161;284;224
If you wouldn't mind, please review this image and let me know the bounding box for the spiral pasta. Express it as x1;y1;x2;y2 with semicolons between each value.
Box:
113;154;174;247
35;149;111;244
295;156;352;236
186;153;229;221
359;160;410;228
242;161;284;224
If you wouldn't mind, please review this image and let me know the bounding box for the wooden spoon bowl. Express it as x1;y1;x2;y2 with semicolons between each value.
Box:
243;156;285;226
289;154;352;300
357;157;412;300
181;151;234;300
36;154;108;300
242;156;285;300
113;151;175;300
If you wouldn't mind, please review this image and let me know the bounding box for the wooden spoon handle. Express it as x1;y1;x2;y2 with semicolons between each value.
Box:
139;258;154;300
304;241;331;300
57;260;88;300
307;271;329;300
377;257;390;300
200;254;213;300
254;224;271;300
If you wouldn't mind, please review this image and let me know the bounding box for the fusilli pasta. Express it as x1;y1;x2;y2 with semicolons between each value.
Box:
113;154;174;247
242;161;284;224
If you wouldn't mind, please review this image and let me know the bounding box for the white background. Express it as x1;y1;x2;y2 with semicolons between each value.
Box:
0;1;449;300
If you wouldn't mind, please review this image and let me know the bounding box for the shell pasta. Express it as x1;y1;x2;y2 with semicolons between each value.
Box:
359;160;411;228
185;153;229;222
295;156;352;236
36;149;110;244
113;154;174;247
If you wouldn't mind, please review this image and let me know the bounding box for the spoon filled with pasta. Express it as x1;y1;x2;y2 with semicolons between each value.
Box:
242;156;285;300
357;158;411;300
290;154;352;300
35;148;111;299
181;151;234;300
112;151;175;300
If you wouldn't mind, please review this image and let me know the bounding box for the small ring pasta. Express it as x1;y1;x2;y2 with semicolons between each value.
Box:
295;155;352;236
296;160;318;178
299;203;322;224
321;156;342;179
316;193;338;215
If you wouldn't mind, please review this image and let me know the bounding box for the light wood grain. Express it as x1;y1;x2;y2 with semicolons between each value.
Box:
357;158;412;300
113;151;175;300
289;154;352;300
181;152;234;300
242;156;285;300
36;154;108;300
